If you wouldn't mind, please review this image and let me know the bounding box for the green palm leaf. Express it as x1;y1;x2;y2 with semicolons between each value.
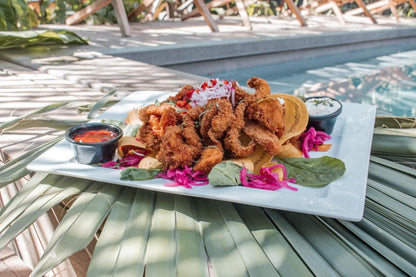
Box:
144;192;177;277
88;90;118;119
265;210;339;276
237;205;313;276
0;176;92;249
86;188;155;277
0;102;69;132
174;196;209;277
0;172;49;219
0;174;63;234
29;182;122;277
0;136;63;188
4;118;87;131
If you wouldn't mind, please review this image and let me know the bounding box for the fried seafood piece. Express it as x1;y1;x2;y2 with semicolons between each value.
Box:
157;107;203;169
246;97;285;137
243;122;282;155
247;77;271;98
232;81;250;103
182;106;203;151
137;103;181;152
224;102;256;158
169;84;194;102
193;146;224;174
200;98;233;143
157;125;201;169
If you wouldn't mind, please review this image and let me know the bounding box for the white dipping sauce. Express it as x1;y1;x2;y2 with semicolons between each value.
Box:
305;97;341;117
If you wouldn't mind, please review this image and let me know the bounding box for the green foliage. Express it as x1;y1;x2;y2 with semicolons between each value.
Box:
0;0;37;30
246;1;276;16
0;30;88;49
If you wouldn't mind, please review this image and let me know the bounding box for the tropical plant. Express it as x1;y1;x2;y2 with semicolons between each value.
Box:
0;0;38;30
0;30;89;49
0;95;415;276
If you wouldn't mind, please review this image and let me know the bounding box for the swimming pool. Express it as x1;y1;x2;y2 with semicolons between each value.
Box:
209;49;416;117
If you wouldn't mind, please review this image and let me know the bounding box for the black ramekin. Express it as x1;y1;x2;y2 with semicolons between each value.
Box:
305;96;343;135
65;122;123;164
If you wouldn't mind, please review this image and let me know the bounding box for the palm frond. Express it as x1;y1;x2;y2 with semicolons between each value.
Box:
0;136;62;188
0;102;69;132
30;181;122;277
87;90;118;119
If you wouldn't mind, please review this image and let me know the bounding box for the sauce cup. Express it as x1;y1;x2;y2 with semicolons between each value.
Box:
65;123;123;164
304;96;342;135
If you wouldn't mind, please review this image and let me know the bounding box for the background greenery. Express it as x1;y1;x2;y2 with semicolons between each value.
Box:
0;0;415;31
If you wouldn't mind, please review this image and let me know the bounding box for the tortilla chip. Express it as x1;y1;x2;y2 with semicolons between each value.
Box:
117;136;148;158
139;157;163;169
247;146;273;175
273;94;309;144
276;142;303;158
228;158;255;172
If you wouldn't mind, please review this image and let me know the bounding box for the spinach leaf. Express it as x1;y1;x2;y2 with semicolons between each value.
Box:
208;161;243;186
275;156;346;187
120;168;162;181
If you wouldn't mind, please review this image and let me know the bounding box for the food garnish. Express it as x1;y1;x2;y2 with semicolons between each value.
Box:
157;166;209;188
275;156;346;187
102;151;145;169
240;164;297;191
120;168;162;181
301;127;331;158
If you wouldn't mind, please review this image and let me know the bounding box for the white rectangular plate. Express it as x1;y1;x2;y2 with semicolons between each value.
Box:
28;91;377;221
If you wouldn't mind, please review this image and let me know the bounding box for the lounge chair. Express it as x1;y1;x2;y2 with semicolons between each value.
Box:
305;0;377;24
344;0;416;21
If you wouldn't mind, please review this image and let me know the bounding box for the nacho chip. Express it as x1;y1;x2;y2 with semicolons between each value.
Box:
273;94;309;144
247;146;274;175
228;158;255;172
117;136;148;158
276;142;303;158
139;156;163;169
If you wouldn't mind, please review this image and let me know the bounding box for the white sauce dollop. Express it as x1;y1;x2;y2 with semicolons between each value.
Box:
305;97;341;117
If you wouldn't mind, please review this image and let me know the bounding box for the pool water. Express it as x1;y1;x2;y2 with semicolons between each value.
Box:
210;50;416;117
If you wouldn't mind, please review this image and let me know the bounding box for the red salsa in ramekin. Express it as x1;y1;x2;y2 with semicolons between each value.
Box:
72;129;118;143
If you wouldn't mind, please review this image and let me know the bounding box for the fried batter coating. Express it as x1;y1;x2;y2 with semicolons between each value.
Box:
193;146;224;174
246;97;285;137
157;125;200;169
243;122;282;155
232;81;250;103
200;98;233;143
169;84;194;102
247;77;271;98
137;103;181;152
224;102;256;158
182;107;203;151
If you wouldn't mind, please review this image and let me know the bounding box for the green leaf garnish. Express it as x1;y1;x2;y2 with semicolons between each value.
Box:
275;156;346;187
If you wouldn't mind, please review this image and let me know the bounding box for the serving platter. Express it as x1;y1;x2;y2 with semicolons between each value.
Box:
27;91;377;221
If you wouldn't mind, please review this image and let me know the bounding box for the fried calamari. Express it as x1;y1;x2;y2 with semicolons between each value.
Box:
134;77;296;174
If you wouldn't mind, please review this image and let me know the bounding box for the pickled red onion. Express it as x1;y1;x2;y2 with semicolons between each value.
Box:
240;164;297;191
102;153;145;169
301;127;331;158
157;166;209;189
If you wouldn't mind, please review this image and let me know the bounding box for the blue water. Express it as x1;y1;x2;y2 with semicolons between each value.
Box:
210;50;416;117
